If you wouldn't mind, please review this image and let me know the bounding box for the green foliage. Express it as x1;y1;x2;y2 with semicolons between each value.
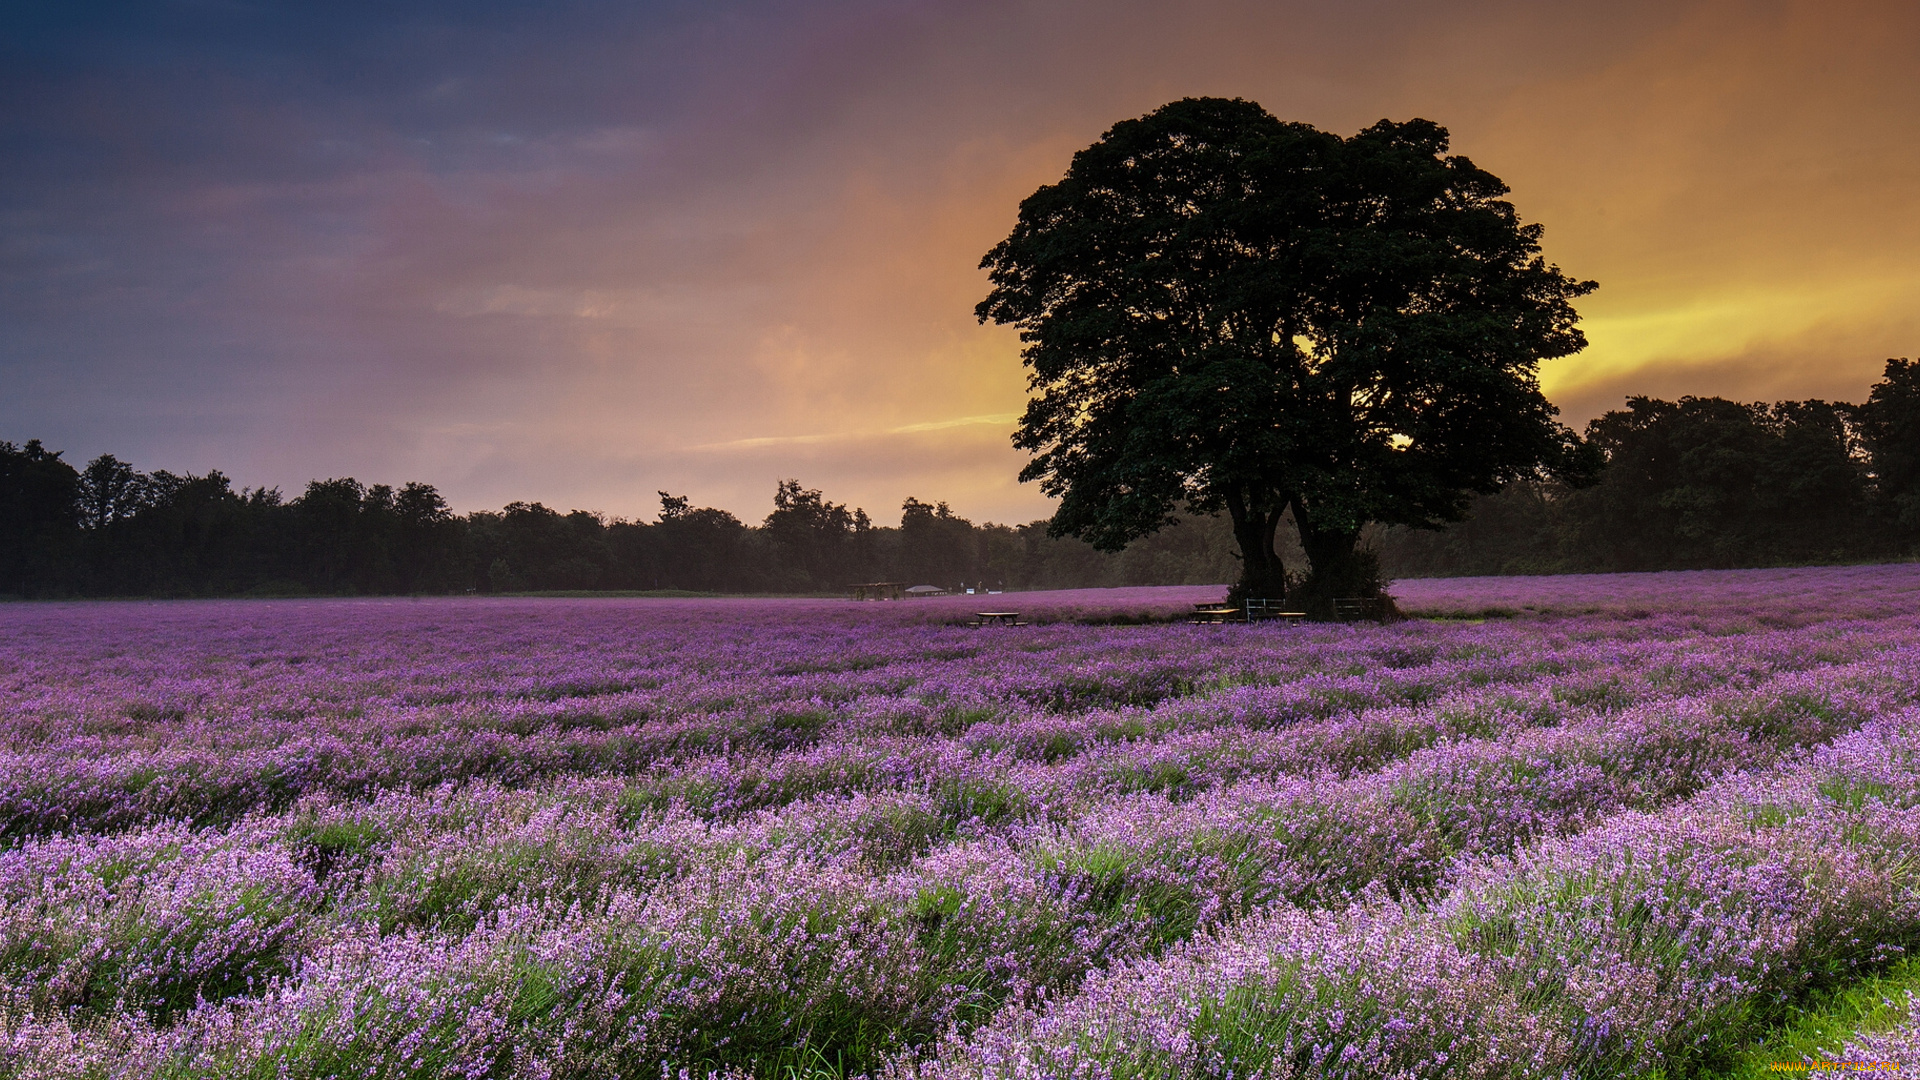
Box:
1662;958;1920;1080
935;776;1030;826
282;816;393;884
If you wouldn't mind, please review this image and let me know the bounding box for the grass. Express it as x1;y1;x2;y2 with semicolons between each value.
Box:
1660;956;1920;1078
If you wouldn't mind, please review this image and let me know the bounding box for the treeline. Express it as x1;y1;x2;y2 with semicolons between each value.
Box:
0;460;1240;598
4;358;1915;598
1376;357;1920;576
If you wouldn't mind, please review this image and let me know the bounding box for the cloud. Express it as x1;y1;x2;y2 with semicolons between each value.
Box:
4;0;1916;522
689;413;1020;452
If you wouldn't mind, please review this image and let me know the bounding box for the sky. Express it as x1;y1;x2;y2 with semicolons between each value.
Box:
4;0;1917;525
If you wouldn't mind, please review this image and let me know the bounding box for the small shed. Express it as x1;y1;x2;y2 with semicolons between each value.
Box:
905;585;947;597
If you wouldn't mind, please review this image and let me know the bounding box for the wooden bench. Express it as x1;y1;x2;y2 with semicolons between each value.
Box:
1192;600;1307;624
1333;597;1391;622
1243;598;1308;623
970;611;1025;627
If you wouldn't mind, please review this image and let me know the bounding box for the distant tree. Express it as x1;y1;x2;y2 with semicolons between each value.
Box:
470;502;613;591
1567;396;1867;570
293;478;369;592
128;470;262;594
76;453;156;593
1372;481;1568;578
657;492;693;521
763;479;869;591
391;482;460;592
1856;357;1920;546
1763;399;1871;558
652;491;751;591
979;97;1598;612
78;454;149;532
0;439;81;595
898;497;978;586
356;484;402;590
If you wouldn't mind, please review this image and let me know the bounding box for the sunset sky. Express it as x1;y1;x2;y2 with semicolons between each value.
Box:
4;0;1916;525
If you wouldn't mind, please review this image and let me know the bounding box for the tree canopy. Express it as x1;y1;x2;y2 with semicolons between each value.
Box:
978;97;1598;610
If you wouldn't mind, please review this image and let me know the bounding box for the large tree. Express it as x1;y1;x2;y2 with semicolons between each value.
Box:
978;97;1598;611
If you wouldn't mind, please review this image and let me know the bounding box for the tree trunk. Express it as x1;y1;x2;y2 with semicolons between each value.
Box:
1224;490;1288;603
1292;511;1389;619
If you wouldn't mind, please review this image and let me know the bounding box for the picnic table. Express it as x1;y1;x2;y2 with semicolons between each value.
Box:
971;611;1025;627
1190;604;1241;624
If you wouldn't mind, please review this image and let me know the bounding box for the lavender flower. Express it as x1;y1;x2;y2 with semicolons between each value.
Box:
1;565;1918;1077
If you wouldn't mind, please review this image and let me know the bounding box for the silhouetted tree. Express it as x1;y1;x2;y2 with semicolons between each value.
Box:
897;497;977;587
466;502;614;591
0;440;81;596
1856;357;1920;547
125;471;267;593
78;454;148;532
763;479;869;591
1564;396;1867;570
293;478;369;592
652;491;751;591
391;482;461;592
978;98;1599;614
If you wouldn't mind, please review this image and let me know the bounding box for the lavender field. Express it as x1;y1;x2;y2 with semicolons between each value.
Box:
4;565;1920;1077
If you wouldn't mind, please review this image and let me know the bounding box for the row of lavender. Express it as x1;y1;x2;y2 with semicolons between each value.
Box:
5;577;1911;837
13;716;1920;1079
1;566;1918;1076
924;710;1920;1078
